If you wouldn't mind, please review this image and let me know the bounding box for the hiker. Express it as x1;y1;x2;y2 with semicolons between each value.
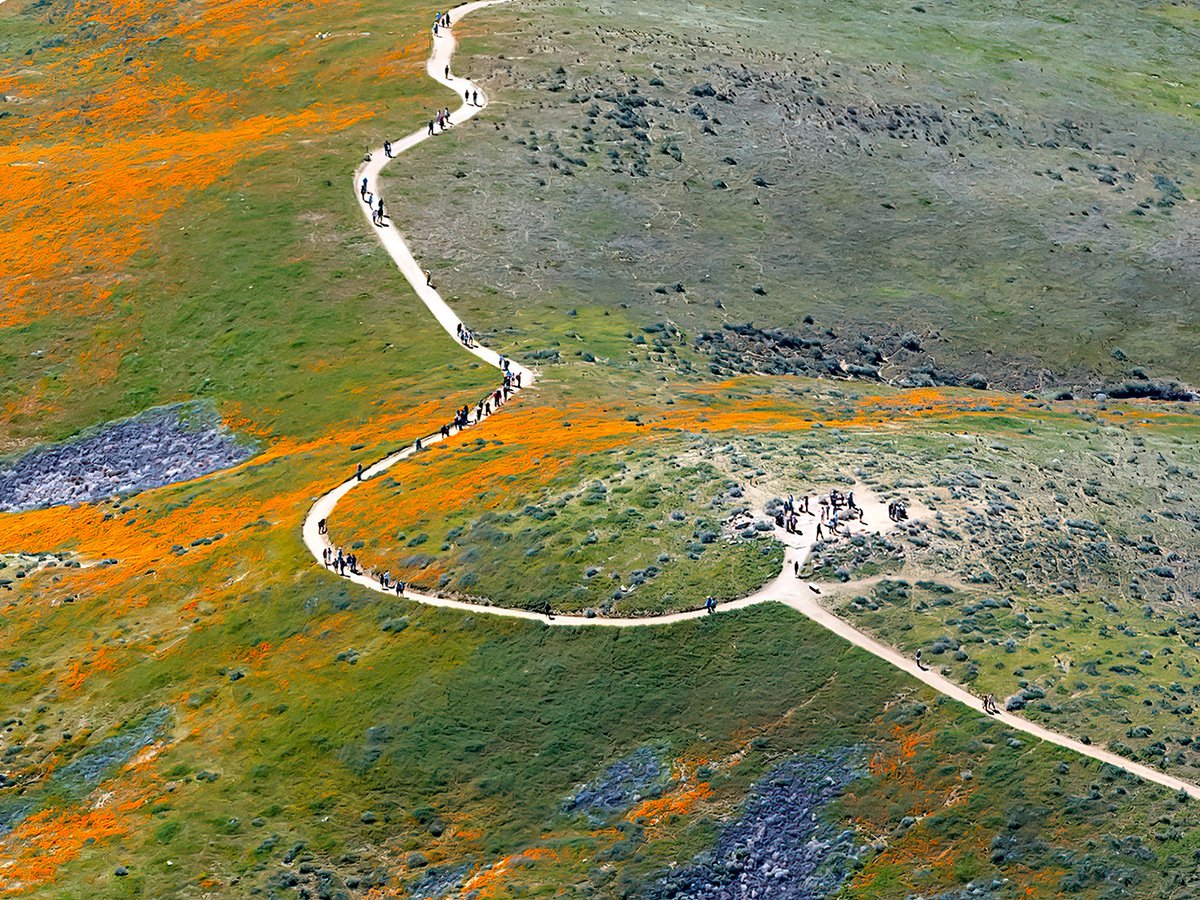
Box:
464;88;470;103
415;437;423;451
356;462;363;481
360;177;369;201
472;89;479;105
847;491;856;510
445;64;450;79
705;595;716;615
317;518;327;535
915;649;926;671
814;521;824;541
384;140;392;158
425;270;434;287
376;197;386;226
428;119;435;136
395;580;403;596
983;694;999;715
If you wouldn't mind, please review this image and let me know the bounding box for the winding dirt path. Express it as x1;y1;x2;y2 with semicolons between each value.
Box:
301;0;1200;799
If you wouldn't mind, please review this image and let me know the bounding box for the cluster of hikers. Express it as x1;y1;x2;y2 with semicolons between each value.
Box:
887;500;909;522
428;107;454;135
775;494;810;534
455;322;478;348
814;489;862;541
358;178;388;227
377;569;405;595
431;10;451;35
322;545;360;577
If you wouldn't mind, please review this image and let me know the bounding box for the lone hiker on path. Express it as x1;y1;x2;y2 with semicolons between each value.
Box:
428;119;435;136
915;648;927;671
356;462;363;482
445;64;450;79
384;140;392;158
705;595;717;614
360;177;369;201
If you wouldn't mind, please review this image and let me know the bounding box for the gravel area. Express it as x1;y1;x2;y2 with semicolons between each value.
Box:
646;749;866;899
0;402;255;512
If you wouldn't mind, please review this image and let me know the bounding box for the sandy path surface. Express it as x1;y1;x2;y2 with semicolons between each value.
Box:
299;0;1200;799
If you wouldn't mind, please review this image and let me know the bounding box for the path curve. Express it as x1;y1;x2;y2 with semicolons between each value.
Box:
301;0;1200;800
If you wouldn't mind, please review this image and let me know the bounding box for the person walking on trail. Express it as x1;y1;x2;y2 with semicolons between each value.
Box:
428;119;435;136
793;560;799;577
384;140;392;158
376;197;386;227
983;693;999;715
360;177;369;201
705;595;717;614
356;462;363;482
445;64;450;79
472;89;479;105
915;648;927;671
425;269;434;287
464;88;470;103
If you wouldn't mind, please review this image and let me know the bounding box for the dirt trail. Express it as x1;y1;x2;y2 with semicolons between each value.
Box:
300;0;1200;800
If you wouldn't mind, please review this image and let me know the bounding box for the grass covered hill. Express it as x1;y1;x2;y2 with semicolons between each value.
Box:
3;0;1200;896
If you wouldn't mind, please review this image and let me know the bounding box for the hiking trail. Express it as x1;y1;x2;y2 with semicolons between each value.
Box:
301;0;1200;800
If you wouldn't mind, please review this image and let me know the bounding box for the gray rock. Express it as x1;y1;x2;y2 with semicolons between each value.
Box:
0;402;255;512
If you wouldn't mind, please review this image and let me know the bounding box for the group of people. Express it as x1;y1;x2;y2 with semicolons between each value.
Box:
776;494;808;535
359;177;388;227
814;489;862;541
455;322;478;348
432;10;451;35
887;500;909;522
377;569;405;595
323;545;360;577
428;106;453;134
